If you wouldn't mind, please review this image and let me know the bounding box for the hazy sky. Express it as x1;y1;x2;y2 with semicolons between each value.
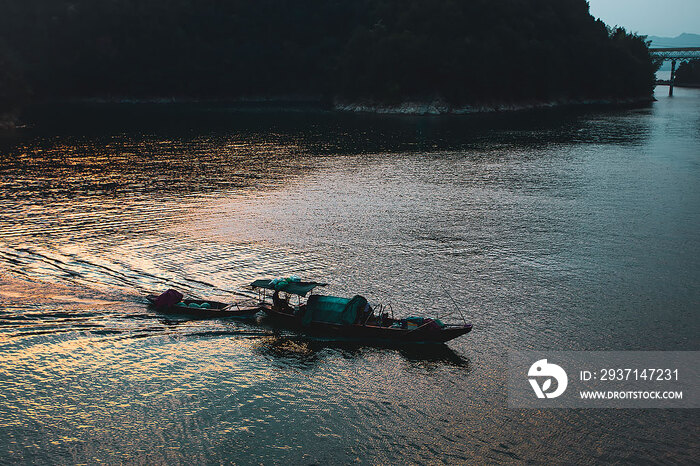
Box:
587;0;700;37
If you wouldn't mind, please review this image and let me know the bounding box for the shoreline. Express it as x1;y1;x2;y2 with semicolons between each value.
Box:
9;94;658;124
333;96;654;115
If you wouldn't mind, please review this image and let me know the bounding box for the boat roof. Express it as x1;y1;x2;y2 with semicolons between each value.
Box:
250;278;327;296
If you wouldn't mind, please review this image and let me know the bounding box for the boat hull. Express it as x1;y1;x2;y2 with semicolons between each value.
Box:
146;295;260;318
260;305;471;344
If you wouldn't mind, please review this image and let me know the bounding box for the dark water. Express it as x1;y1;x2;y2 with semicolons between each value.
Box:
0;87;698;464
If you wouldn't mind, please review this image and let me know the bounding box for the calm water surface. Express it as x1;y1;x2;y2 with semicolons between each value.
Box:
0;87;698;464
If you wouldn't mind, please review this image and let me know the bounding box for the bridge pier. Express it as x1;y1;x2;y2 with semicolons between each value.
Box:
650;48;700;97
670;60;676;97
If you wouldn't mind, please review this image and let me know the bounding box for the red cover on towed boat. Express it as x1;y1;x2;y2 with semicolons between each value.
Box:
154;289;183;308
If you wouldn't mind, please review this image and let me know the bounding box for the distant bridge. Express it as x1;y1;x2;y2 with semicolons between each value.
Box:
649;47;700;96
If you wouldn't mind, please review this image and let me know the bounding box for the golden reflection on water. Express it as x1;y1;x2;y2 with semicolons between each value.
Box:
0;132;329;308
0;274;112;307
0;326;432;463
0;333;266;418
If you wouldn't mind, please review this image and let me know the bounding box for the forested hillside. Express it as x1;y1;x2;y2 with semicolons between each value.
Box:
0;0;657;117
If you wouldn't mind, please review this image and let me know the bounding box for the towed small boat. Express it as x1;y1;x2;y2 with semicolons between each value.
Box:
146;289;260;318
251;278;472;344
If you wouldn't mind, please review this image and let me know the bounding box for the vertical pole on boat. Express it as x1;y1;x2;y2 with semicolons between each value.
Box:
441;285;467;325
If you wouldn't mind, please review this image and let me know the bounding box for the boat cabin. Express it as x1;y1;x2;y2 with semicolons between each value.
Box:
251;277;385;326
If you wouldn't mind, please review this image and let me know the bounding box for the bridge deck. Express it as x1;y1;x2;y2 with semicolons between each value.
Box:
649;47;700;60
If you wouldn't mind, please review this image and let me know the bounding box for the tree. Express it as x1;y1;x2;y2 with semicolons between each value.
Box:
0;0;659;111
676;60;700;85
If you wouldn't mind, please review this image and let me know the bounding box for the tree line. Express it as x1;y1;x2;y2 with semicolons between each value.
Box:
0;0;658;118
676;60;700;85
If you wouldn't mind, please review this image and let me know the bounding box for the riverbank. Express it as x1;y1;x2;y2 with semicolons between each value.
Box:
12;94;655;122
333;96;654;115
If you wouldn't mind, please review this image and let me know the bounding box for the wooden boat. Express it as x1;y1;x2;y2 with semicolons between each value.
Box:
251;278;472;344
146;294;260;318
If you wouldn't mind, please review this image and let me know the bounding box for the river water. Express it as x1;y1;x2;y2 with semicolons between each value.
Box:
0;87;698;464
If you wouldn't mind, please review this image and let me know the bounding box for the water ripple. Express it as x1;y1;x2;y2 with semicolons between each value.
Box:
0;96;698;463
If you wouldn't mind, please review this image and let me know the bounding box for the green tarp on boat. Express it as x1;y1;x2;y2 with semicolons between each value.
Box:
302;294;368;327
251;278;326;296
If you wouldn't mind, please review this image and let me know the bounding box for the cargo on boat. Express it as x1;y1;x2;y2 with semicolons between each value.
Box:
251;277;472;344
146;289;260;318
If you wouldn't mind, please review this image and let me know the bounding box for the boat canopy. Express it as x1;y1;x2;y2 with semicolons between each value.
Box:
302;294;368;327
251;278;327;296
